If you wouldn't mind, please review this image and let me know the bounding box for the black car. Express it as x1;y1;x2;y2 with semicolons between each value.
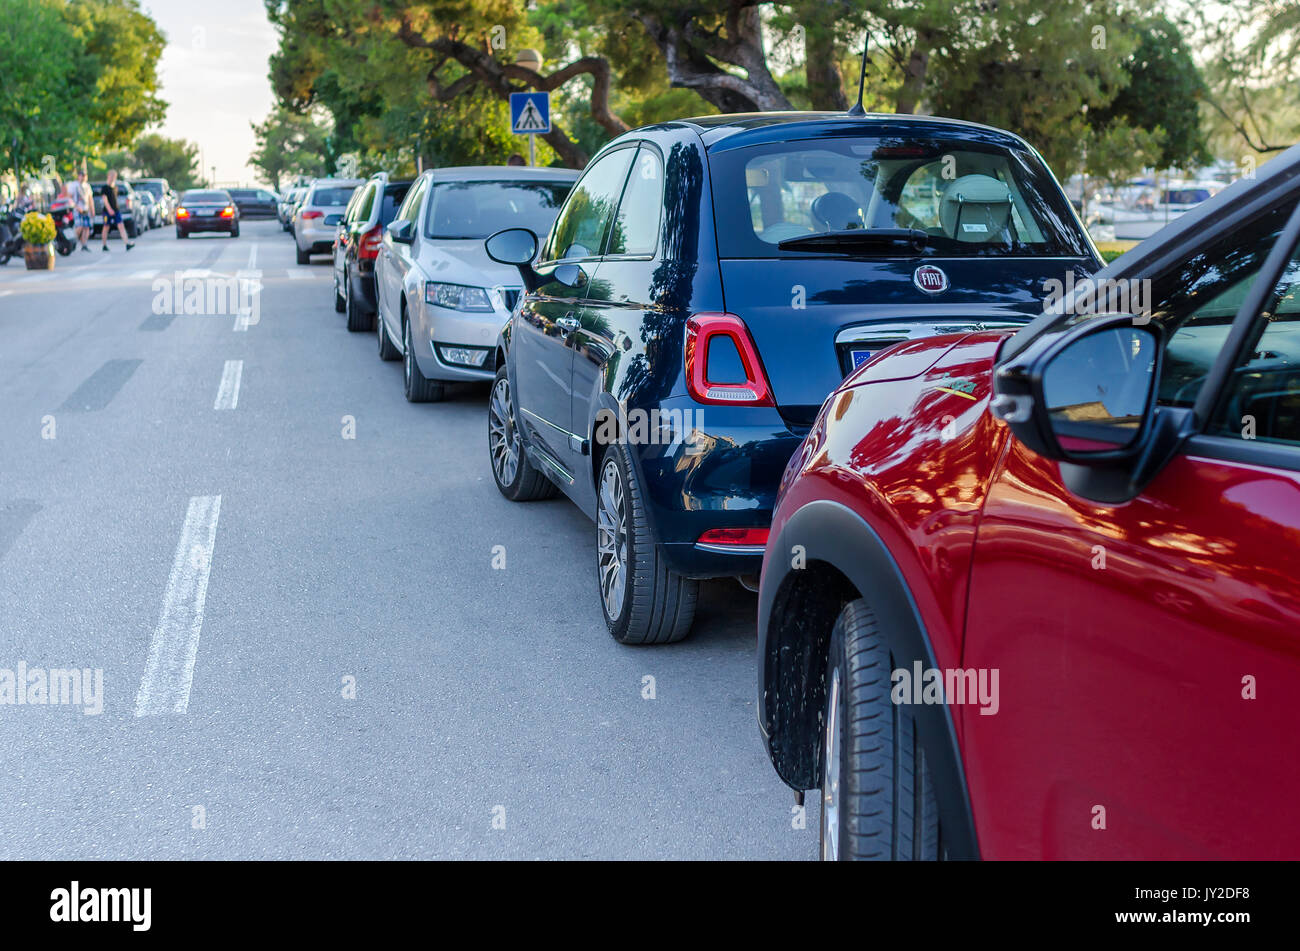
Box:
175;189;240;238
332;175;411;331
228;188;279;219
485;112;1099;644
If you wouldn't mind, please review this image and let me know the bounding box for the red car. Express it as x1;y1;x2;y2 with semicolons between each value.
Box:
758;145;1300;860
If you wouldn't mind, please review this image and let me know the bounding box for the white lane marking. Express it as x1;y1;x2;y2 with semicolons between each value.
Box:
213;360;243;409
0;290;11;298
233;314;251;332
72;270;106;281
246;243;258;270
134;495;222;716
287;269;315;280
130;269;159;280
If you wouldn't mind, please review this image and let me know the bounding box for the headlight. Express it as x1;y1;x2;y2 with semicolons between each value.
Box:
425;282;494;312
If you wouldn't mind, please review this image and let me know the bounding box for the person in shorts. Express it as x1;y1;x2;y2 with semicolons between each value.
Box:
73;168;93;251
100;169;134;251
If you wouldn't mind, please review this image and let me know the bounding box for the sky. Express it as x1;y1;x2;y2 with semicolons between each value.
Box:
144;0;279;187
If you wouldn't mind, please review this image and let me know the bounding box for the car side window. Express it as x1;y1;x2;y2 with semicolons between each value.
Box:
543;147;635;262
354;184;376;223
399;178;427;225
1151;198;1300;409
606;147;663;257
1206;238;1300;447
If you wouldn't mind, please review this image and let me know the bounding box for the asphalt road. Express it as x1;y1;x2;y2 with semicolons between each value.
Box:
0;219;816;859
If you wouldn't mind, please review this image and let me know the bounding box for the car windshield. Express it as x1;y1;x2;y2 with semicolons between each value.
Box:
133;182;163;198
311;187;356;207
422;180;571;240
183;191;229;203
711;136;1091;258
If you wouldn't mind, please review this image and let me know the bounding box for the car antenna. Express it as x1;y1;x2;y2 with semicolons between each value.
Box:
846;34;869;117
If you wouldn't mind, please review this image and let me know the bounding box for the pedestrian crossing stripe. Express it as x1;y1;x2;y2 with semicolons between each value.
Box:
510;92;551;135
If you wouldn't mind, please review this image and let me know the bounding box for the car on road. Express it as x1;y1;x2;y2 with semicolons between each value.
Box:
130;178;175;224
135;190;163;229
90;180;141;237
375;166;578;402
757;143;1300;860
279;186;306;231
294;178;362;264
485;112;1099;645
331;173;412;332
175;189;240;238
229;187;280;219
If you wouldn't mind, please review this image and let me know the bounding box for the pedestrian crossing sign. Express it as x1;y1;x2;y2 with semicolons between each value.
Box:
510;92;551;135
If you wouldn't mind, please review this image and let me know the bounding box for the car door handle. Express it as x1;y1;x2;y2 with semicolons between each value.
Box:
556;315;580;333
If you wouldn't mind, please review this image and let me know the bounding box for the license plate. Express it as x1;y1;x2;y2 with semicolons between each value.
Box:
849;348;874;369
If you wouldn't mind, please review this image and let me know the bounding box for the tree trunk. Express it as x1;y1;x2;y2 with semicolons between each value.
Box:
805;28;848;111
895;34;932;115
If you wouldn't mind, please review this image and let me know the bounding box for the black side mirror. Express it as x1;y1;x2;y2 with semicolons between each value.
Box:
992;315;1183;501
388;219;414;244
485;227;538;266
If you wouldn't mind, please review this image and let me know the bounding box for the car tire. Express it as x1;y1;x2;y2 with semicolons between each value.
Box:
488;365;557;502
231;224;240;238
175;229;187;239
344;274;371;332
296;245;310;265
333;271;346;313
377;310;401;362
403;318;446;403
819;598;940;862
595;443;698;645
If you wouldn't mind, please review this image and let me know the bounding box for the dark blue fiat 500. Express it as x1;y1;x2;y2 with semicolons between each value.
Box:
485;112;1100;644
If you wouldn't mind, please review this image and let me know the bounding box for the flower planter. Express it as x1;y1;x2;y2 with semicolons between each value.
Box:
24;242;54;270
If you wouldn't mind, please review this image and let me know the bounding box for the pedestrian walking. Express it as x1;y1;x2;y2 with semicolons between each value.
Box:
72;168;93;251
100;169;134;251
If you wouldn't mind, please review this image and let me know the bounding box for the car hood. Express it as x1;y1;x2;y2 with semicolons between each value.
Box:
414;239;523;291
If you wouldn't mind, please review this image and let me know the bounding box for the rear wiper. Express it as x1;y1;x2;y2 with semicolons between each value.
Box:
778;228;929;254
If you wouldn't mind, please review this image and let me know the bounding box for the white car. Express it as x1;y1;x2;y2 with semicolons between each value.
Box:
374;166;579;402
294;178;363;263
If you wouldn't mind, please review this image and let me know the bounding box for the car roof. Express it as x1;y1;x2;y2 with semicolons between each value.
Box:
423;166;581;183
633;111;1035;153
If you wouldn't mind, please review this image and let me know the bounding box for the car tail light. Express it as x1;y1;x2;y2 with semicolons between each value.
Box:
176;208;190;219
359;226;383;261
685;313;774;406
220;206;235;218
301;210;323;220
696;527;770;549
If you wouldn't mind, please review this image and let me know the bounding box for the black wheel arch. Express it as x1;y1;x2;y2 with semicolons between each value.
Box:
759;498;980;860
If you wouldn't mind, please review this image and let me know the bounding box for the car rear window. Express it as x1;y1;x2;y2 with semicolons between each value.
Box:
228;189;256;199
381;184;411;226
422;181;572;240
312;187;357;207
710;137;1091;258
183;191;229;203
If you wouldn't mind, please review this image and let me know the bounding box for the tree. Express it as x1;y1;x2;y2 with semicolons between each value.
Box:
249;105;332;190
63;0;167;150
133;134;201;188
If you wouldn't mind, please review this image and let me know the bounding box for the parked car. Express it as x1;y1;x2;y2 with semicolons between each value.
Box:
175;189;240;238
229;187;280;219
331;174;412;332
135;190;163;229
279;186;306;231
485;112;1099;644
89;180;141;237
757;143;1300;860
294;178;362;263
376;166;579;401
130;178;174;224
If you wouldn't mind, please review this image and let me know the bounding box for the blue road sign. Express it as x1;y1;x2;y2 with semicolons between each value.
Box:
509;92;551;135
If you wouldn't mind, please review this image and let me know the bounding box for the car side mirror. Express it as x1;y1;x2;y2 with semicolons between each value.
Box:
993;316;1161;467
485;227;538;266
388;219;414;244
553;263;588;289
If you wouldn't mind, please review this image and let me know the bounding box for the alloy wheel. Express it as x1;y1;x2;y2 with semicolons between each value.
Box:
488;378;520;486
596;458;628;620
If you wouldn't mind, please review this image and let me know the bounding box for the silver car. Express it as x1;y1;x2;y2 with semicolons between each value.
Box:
374;166;579;402
294;178;362;263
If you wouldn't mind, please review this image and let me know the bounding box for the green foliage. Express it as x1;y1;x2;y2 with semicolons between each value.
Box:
132;134;201;189
249;105;332;189
20;212;56;245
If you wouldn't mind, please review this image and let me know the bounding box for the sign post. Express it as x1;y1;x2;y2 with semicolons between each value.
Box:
509;92;551;167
